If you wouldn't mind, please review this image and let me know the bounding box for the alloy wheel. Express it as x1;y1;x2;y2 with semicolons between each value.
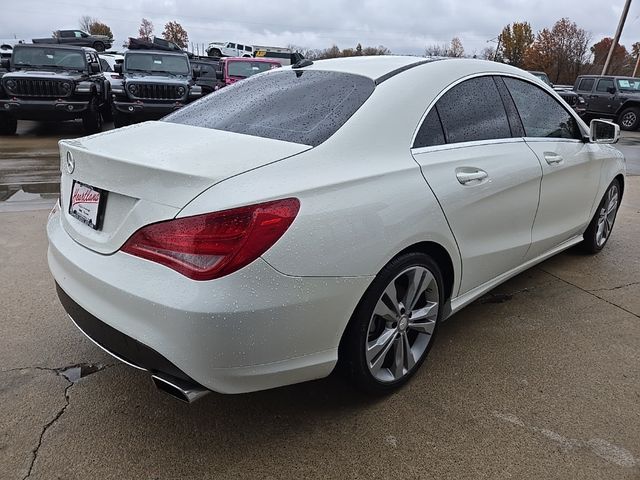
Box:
596;184;619;247
365;266;439;383
621;112;637;129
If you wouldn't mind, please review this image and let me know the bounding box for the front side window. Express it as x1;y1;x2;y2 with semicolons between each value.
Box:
596;78;615;93
578;78;595;92
503;77;581;139
435;76;511;144
99;58;112;72
74;31;83;38
164;70;375;147
237;44;244;50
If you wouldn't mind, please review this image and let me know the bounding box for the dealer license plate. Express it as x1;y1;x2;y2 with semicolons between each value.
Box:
68;181;107;230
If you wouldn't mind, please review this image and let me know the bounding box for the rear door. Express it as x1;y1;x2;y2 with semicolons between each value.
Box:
412;75;542;294
500;76;601;259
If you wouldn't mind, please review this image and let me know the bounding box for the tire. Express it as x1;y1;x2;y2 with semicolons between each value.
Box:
82;97;103;134
112;112;130;128
0;114;17;135
100;102;113;122
208;48;222;57
581;178;621;254
340;252;444;394
618;107;640;131
93;42;105;52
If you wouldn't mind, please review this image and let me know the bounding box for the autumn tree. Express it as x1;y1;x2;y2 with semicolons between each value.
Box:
523;18;590;84
89;22;113;38
591;37;629;75
498;22;533;67
138;18;154;41
162;21;188;49
449;37;464;57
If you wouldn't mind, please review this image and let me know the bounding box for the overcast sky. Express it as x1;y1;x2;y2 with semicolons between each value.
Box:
2;0;639;56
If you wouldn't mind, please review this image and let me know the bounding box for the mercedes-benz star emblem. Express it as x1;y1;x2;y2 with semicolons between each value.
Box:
65;151;75;174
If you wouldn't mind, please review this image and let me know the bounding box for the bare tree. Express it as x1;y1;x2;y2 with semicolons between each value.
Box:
138;18;154;41
449;37;465;57
79;15;95;32
424;43;449;57
481;46;496;60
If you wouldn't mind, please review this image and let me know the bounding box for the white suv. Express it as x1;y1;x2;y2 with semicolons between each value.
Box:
206;41;252;58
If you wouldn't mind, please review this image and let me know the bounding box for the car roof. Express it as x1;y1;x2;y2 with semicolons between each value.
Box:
125;49;187;57
15;43;95;53
223;57;280;63
293;56;539;84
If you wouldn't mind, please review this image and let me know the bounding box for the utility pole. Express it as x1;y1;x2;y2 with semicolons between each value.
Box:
633;51;640;77
602;0;633;75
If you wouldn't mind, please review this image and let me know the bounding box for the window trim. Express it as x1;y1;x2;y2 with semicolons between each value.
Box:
410;72;588;151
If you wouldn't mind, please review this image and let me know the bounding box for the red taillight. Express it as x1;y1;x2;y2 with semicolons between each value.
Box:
121;198;300;280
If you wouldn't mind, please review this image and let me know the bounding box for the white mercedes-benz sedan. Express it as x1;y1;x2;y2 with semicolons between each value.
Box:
47;56;625;402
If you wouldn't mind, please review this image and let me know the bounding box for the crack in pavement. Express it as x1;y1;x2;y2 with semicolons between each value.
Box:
539;268;640;320
0;363;116;480
589;281;640;292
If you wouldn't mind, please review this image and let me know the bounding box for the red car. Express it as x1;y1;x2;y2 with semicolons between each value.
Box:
215;57;282;89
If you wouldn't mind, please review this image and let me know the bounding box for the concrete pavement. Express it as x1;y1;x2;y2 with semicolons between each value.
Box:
0;176;638;479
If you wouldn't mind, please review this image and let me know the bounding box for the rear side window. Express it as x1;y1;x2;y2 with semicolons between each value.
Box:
578;78;595;92
503;77;581;139
413;108;445;148
164;70;375;147
435;76;511;144
596;78;615;92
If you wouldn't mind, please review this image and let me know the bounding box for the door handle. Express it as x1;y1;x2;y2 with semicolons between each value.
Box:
544;152;564;165
455;168;488;185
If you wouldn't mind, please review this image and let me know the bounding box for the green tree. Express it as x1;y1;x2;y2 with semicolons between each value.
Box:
498;22;534;67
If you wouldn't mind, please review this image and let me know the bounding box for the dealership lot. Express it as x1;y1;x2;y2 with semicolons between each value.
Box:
0;124;639;478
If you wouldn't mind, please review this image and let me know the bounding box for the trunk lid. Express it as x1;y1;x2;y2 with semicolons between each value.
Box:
59;121;310;254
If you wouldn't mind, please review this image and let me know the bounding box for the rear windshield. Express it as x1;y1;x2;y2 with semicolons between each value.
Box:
164;70;375;147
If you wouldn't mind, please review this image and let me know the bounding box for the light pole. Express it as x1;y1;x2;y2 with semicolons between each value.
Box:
602;0;633;75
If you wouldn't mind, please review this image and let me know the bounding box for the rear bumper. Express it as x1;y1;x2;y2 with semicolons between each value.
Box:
47;209;371;394
0;97;90;120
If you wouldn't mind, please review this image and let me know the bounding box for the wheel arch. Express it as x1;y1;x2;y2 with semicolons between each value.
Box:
616;100;640;116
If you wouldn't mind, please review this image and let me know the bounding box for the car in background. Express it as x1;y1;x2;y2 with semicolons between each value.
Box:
189;56;219;95
206;41;253;58
33;30;113;52
214;57;281;90
47;57;624;403
0;44;108;135
110;41;202;127
528;70;587;116
574;75;640;131
98;53;123;82
253;45;304;66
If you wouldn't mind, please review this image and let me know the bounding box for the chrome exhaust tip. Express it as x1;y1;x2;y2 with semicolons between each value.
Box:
151;374;210;403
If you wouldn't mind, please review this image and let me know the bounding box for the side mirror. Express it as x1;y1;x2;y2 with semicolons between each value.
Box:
215;69;223;80
0;58;9;70
89;62;100;74
590;119;619;144
114;63;122;74
607;87;617;95
192;66;201;78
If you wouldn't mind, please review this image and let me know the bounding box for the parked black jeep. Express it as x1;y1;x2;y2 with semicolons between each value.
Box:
0;44;108;135
528;71;587;116
574;75;640;130
189;56;220;95
110;39;202;127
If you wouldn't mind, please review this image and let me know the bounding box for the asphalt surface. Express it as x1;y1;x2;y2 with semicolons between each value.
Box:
0;121;639;479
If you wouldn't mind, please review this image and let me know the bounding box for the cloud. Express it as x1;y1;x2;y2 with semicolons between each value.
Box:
1;0;638;55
